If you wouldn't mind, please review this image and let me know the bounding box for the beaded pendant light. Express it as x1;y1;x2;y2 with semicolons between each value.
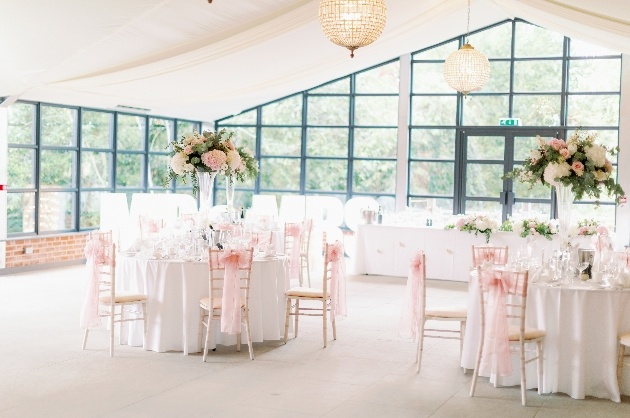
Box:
319;0;387;58
443;0;490;95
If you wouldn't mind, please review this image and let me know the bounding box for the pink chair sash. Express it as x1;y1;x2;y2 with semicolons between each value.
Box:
478;267;518;377
219;248;249;334
286;223;302;280
328;241;346;318
80;236;110;329
399;251;424;340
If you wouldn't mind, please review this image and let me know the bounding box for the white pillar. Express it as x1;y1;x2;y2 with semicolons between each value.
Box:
616;53;630;248
396;53;411;212
0;107;7;268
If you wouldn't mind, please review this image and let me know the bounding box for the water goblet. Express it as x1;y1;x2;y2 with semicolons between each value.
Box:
577;262;590;281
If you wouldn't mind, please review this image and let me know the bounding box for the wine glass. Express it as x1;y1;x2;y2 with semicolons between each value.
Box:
602;262;619;289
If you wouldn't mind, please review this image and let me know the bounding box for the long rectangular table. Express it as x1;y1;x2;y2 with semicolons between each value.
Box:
116;254;289;354
352;224;591;281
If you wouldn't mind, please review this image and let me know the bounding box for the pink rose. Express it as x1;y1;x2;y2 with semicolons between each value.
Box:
528;221;536;228
604;160;613;173
184;145;193;155
548;138;566;151
559;148;570;159
571;161;584;176
578;226;588;235
530;227;536;235
455;218;466;228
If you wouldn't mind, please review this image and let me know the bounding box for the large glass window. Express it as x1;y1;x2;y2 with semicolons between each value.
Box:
217;60;400;212
6;103;201;236
408;20;621;226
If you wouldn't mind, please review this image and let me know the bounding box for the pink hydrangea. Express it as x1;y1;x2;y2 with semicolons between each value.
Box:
201;149;227;171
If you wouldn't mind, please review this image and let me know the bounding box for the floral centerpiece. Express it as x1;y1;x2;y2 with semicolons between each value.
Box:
511;217;557;241
576;218;601;236
447;214;499;243
163;129;259;195
504;130;624;202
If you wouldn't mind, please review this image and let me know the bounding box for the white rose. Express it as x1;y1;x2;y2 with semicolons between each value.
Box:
585;144;607;167
567;143;577;155
529;149;542;161
170;152;188;175
513;221;524;235
475;219;488;231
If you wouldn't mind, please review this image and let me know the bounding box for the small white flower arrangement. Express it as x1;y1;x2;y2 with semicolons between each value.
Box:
510;217;557;241
452;214;499;243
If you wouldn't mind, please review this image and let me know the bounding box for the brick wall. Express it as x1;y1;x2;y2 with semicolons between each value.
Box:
5;233;88;269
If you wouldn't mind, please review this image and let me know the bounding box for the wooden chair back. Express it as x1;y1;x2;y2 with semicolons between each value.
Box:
207;248;254;312
472;245;509;268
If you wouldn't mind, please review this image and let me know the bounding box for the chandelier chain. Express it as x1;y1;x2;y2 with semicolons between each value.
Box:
466;0;471;44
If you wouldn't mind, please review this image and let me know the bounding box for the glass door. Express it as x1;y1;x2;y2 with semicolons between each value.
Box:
459;128;560;222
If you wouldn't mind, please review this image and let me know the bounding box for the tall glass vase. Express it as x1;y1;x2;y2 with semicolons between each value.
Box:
554;183;574;250
196;169;217;214
225;175;236;212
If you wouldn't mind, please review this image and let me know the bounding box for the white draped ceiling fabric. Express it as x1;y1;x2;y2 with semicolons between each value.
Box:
0;0;628;123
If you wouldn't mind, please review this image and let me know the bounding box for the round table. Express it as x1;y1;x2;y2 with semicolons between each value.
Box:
117;254;289;354
461;271;630;402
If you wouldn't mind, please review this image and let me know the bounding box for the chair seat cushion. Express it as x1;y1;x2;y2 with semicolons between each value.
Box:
425;307;467;318
286;287;328;298
199;297;244;310
100;292;147;304
620;332;630;346
508;324;546;341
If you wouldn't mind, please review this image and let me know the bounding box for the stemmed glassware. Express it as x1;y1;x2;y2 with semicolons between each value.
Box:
577;262;590;281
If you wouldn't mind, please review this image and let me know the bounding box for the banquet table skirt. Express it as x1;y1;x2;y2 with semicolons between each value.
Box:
117;255;289;354
528;284;630;402
461;269;630;402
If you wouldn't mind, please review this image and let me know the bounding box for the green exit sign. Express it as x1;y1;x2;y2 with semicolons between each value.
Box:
500;118;521;126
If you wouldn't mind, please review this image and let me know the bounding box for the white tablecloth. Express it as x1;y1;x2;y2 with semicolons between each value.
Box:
117;255;289;354
461;271;630;402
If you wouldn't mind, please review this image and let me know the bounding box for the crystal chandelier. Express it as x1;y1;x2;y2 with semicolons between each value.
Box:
318;0;387;58
443;0;490;95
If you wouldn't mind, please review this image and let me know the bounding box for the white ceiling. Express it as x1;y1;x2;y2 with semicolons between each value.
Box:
1;0;628;123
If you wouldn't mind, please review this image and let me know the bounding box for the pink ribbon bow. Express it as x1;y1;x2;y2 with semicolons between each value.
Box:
80;235;111;329
328;241;346;318
478;267;519;377
286;223;302;280
399;251;424;340
218;248;250;334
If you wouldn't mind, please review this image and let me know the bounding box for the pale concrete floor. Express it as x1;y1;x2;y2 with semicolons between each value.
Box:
0;264;629;417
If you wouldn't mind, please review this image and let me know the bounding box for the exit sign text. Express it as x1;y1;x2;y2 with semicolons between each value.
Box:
500;118;521;126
